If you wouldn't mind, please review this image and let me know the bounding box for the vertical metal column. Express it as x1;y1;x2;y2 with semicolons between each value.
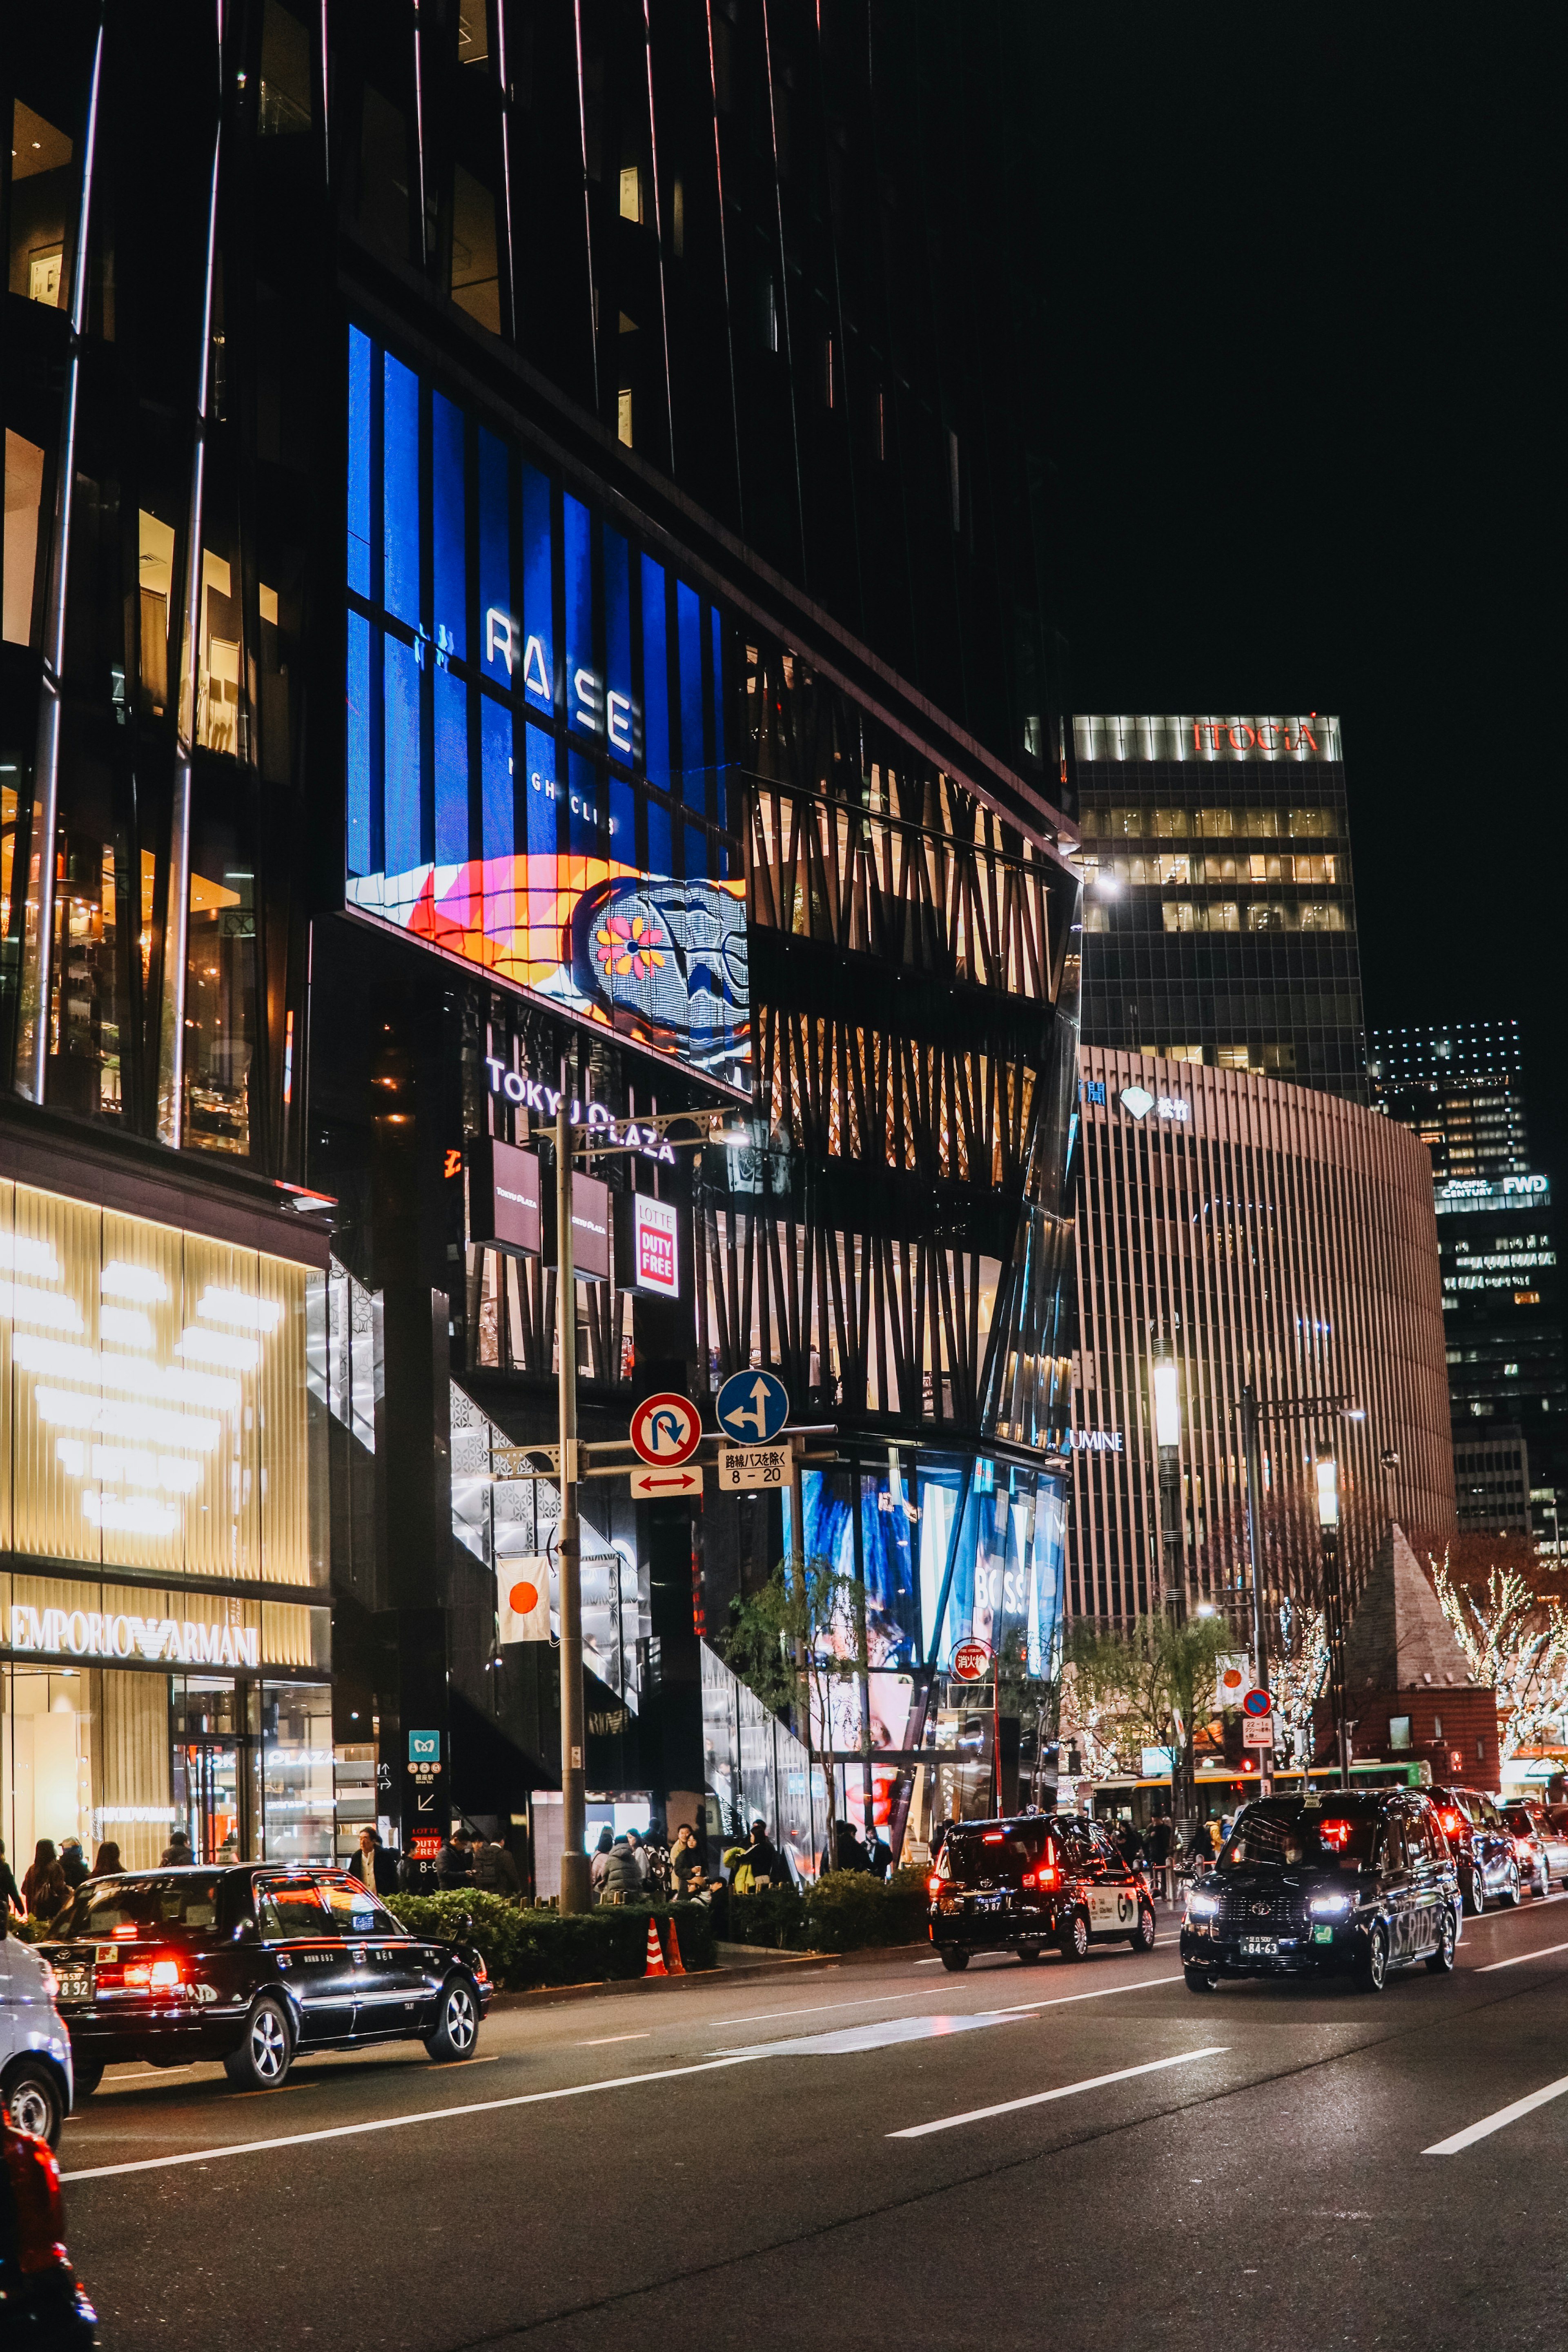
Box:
15;28;104;1099
1240;1383;1272;1797
556;1067;589;1911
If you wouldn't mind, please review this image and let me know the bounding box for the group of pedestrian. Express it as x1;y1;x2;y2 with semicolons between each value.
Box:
0;1833;125;1923
425;1826;523;1895
817;1821;891;1879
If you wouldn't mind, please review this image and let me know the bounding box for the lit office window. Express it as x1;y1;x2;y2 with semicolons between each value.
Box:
258;2;312;135
450;166;500;332
9;100;73;307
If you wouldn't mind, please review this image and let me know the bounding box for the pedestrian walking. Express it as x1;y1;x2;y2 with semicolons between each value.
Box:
22;1839;69;1922
736;1820;784;1891
669;1823;709;1897
436;1829;475;1888
0;1840;22;1919
58;1837;90;1891
473;1835;521;1897
820;1820;872;1876
865;1829;892;1880
589;1825;614;1895
350;1827;401;1896
160;1830;194;1867
88;1842;122;1880
626;1829;650;1884
597;1833;643;1903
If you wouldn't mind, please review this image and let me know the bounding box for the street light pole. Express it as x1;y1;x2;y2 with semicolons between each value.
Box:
556;1061;589;1913
1316;1453;1350;1791
1152;1351;1183;1617
1239;1383;1271;1798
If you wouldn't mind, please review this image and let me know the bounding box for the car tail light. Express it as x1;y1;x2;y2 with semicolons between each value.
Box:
1320;1820;1353;1849
2;2121;69;2275
1023;1865;1061;1891
981;1831;1004;1845
96;1953;183;1992
927;1875;944;1895
1437;1810;1463;1838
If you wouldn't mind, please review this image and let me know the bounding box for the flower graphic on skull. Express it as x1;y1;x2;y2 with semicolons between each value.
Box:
594;914;666;980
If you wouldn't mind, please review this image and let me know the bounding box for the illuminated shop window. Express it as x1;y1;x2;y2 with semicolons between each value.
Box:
3;430;45;646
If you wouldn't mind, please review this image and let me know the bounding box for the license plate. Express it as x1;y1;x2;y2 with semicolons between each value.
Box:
58;1971;90;2002
1241;1935;1278;1956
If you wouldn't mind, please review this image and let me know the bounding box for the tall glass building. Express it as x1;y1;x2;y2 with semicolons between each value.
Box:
1;4;1078;1875
1073;715;1367;1102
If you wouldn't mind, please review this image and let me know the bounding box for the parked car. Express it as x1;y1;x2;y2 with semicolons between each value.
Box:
1499;1805;1552;1899
1180;1790;1461;1993
928;1813;1156;1969
1427;1784;1519;1915
0;1905;75;2149
0;2111;98;2346
41;1866;490;2096
1515;1802;1568;1887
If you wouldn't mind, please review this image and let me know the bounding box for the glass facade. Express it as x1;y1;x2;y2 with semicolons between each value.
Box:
1074;715;1367;1102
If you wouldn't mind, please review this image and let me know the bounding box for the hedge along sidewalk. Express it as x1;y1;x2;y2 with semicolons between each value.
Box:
381;1891;719;1993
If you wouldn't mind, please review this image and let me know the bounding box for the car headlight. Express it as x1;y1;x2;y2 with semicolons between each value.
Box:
1310;1893;1354;1917
1186;1891;1219;1920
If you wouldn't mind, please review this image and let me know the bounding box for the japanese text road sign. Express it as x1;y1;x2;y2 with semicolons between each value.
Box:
716;1445;789;1492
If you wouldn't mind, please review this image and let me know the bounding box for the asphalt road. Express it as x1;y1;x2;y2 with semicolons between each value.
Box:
58;1887;1568;2352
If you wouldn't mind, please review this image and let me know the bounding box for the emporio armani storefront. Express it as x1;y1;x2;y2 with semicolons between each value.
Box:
0;1127;330;1873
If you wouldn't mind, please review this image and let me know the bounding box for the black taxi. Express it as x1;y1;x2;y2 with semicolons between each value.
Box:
40;1866;491;2097
1180;1790;1462;1994
928;1813;1156;1969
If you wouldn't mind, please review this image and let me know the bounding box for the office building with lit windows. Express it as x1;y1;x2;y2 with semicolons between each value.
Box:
2;6;1078;1878
1373;1022;1563;1549
1068;1046;1455;1628
1073;715;1367;1101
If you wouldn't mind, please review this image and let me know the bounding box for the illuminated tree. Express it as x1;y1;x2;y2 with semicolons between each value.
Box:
1431;1550;1568;1767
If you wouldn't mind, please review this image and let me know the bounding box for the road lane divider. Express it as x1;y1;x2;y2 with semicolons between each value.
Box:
888;2045;1229;2138
1423;2071;1568;2155
60;2055;773;2185
1474;1940;1568;1973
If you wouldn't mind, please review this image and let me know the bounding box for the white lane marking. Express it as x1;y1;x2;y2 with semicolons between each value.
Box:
992;1973;1180;2015
61;2054;770;2185
889;2046;1230;2138
1475;1941;1568;1973
702;1991;924;2029
712;2009;1029;2060
1424;2073;1568;2156
579;2034;652;2046
912;1958;944;1967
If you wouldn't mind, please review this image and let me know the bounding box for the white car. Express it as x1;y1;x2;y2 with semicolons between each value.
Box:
0;1917;74;2148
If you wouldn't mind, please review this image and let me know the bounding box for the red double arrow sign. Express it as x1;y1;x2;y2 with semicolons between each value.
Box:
629;1467;704;1496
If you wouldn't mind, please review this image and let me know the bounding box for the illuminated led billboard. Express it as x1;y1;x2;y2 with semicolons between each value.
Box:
345;327;749;1092
0;1182;313;1584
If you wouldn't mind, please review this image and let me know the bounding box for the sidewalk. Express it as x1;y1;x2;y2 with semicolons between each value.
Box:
489;1939;929;2009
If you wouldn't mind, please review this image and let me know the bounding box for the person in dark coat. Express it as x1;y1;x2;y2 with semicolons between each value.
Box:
435;1830;474;1889
589;1825;614;1896
89;1842;122;1880
820;1822;872;1876
22;1840;69;1921
739;1820;784;1889
472;1837;522;1897
865;1831;892;1880
1116;1820;1145;1869
0;1840;22;1920
350;1828;401;1896
597;1834;643;1902
160;1831;194;1868
58;1838;90;1890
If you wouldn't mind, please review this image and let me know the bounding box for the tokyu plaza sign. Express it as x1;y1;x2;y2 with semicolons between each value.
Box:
9;1603;261;1668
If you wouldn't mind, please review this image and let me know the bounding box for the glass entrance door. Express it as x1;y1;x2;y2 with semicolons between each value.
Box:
174;1740;241;1862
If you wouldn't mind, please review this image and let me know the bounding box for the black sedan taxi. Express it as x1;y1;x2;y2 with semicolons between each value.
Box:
41;1866;491;2097
1180;1790;1461;1994
928;1813;1156;1969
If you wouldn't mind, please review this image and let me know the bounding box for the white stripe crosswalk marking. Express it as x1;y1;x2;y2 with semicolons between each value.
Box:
887;2046;1229;2139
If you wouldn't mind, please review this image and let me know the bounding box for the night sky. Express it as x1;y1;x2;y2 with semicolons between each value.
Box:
1045;8;1560;1171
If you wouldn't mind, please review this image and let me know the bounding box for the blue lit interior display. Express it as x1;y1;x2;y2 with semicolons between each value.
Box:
343;324;749;1091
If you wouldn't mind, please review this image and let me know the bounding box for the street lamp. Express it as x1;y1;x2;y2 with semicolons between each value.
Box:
1151;1351;1183;1615
1317;1450;1350;1791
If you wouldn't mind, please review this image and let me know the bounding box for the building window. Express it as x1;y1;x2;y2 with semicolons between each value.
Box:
759;276;778;353
457;0;489;67
672;177;685;258
8;100;74;309
359;87;412;263
617;386;634;448
822;334;835;409
1389;1715;1412;1751
874;385;886;460
450;166;500;332
3;430;45;646
258;1;313;135
619;163;644;224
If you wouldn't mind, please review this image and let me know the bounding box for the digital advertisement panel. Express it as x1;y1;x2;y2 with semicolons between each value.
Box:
345;327;749;1093
0;1182;312;1586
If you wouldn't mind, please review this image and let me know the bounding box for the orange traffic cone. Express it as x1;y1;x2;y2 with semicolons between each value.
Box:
644;1916;667;1978
664;1915;686;1976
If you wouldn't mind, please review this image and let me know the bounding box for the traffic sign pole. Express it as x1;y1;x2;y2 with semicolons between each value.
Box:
556;1066;589;1915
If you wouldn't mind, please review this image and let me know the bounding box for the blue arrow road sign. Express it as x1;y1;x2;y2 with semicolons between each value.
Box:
716;1368;791;1444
